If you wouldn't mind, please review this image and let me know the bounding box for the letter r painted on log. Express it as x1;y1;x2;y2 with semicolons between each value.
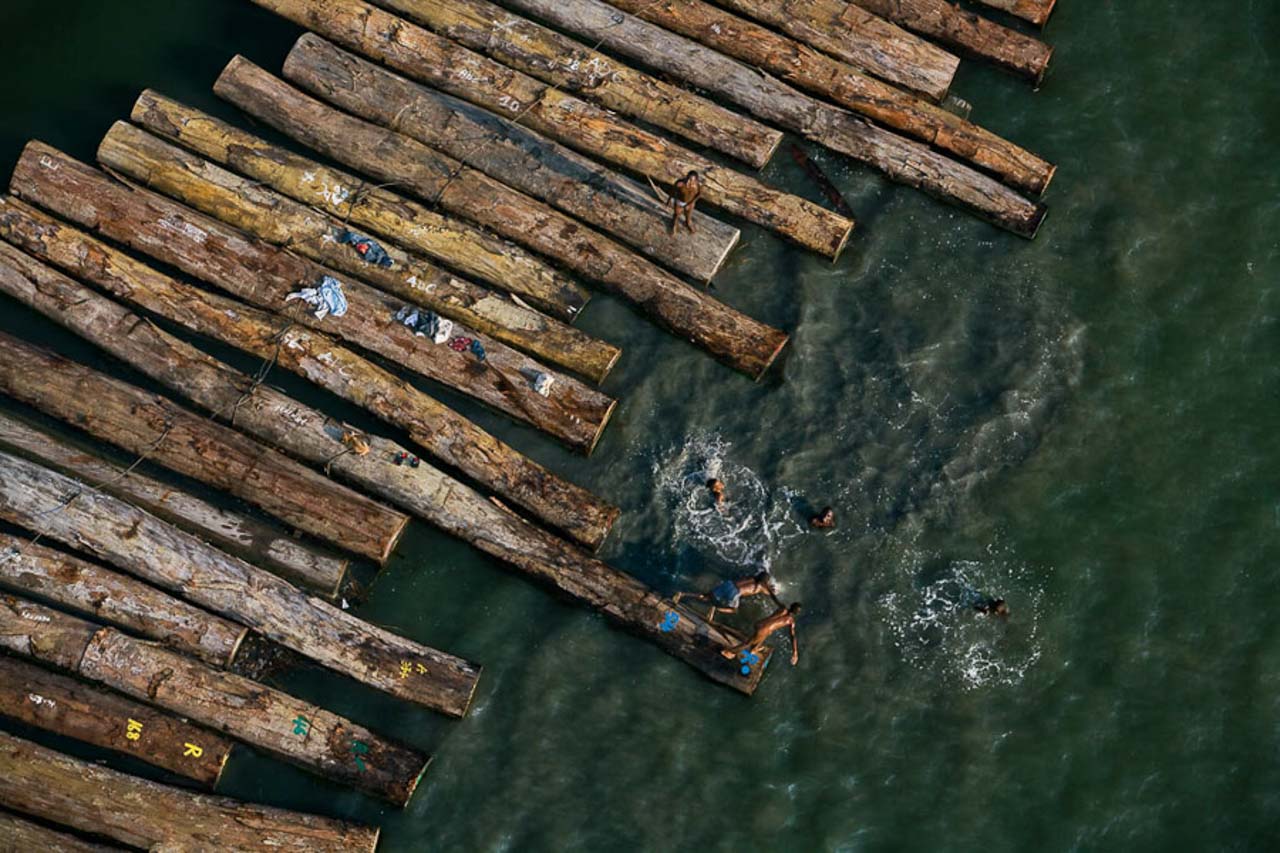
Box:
183;743;203;758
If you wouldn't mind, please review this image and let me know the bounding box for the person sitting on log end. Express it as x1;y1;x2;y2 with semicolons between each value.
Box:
721;603;802;666
673;570;781;623
669;170;702;235
810;506;835;529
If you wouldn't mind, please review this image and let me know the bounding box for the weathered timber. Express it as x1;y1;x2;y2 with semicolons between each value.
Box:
207;61;789;378
0;731;381;850
0;412;348;597
0;811;124;853
0;451;482;717
0;332;408;566
600;0;1054;197
971;0;1057;28
0;200;619;551
0;656;233;788
369;0;780;168
851;0;1054;83
488;0;1047;236
13;144;615;454
247;0;854;258
280;37;737;284
705;0;959;101
0;533;246;667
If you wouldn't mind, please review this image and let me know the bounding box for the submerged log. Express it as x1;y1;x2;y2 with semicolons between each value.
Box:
0;656;234;788
971;0;1057;28
369;0;781;168
204;61;789;378
13;145;615;455
851;0;1054;83
0;200;619;551
0;412;348;597
0;731;381;850
0;451;483;717
248;0;855;258
0;812;123;852
488;0;1047;236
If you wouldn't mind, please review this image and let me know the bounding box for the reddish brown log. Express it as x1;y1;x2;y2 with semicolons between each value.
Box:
971;0;1058;28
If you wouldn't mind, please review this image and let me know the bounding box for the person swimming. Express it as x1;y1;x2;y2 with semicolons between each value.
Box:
673;570;781;623
809;506;835;529
706;477;726;506
974;597;1010;617
721;602;802;666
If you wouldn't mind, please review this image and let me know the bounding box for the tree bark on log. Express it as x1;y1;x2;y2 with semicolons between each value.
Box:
970;0;1057;28
0;731;382;850
12;145;615;455
0;656;234;788
203;61;789;379
0;811;124;852
850;0;1053;83
0;533;246;667
279;37;737;285
0;412;348;598
490;0;1046;237
704;0;959;101
0;220;617;554
600;0;1054;197
0;451;483;717
247;0;855;258
370;0;781;168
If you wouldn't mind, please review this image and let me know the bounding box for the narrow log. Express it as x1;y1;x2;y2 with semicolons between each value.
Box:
0;452;483;717
971;0;1057;28
0;533;246;667
0;656;234;788
247;0;855;258
0;199;619;551
600;0;1054;197
486;0;1047;236
705;0;959;101
278;38;737;284
203;62;789;378
851;0;1054;83
13;145;615;455
369;0;780;168
0;412;348;597
0;811;124;853
0;731;381;850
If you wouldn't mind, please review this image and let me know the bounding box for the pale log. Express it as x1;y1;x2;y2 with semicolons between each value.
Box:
971;0;1057;28
0;811;124;852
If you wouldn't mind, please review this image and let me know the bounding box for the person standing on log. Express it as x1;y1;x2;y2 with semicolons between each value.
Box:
669;171;702;235
673;570;780;623
721;602;802;665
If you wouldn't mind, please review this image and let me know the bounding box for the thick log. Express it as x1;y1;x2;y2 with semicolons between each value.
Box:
204;61;789;378
493;0;1046;236
851;0;1054;83
971;0;1057;28
369;0;780;168
600;0;1054;197
0;533;246;667
0;199;619;551
0;811;124;852
0;412;348;597
13;145;615;454
279;37;737;284
705;0;959;101
0;731;381;850
0;451;483;717
0;656;233;788
248;0;855;258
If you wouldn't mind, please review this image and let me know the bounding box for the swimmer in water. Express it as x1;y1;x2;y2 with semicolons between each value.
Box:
706;477;726;506
721;603;802;666
673;570;782;624
809;506;835;529
974;597;1010;617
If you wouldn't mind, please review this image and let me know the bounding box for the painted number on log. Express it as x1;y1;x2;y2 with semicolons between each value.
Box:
350;740;369;772
398;660;430;678
125;718;144;741
292;715;311;737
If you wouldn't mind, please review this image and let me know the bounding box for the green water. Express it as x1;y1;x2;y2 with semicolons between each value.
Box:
1;1;1278;850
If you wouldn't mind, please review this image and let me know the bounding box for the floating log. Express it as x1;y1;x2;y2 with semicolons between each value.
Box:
851;0;1054;83
0;811;123;853
0;656;233;788
248;0;855;258
203;61;789;378
704;0;959;101
0;199;619;551
599;0;1054;197
0;533;246;667
0;412;348;597
0;451;482;717
488;0;1047;236
0;731;381;850
13;144;615;455
278;37;737;284
368;0;780;168
971;0;1057;28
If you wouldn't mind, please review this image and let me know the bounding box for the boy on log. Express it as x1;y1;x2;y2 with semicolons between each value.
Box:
673;570;780;623
721;602;802;666
669;170;702;234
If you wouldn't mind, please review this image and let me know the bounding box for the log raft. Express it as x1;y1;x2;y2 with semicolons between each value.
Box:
201;60;789;378
971;0;1058;28
12;144;617;455
0;199;619;551
0;451;483;717
0;811;124;852
0;412;349;597
0;655;234;788
247;0;855;258
0;731;381;851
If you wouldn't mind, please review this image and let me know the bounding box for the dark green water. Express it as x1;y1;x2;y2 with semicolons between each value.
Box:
1;1;1278;850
